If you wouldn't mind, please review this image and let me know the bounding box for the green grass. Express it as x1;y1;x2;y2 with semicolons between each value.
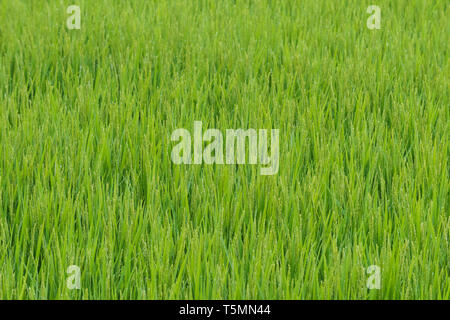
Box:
0;0;448;299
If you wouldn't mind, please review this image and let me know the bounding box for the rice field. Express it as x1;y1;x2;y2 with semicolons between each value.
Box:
0;0;448;299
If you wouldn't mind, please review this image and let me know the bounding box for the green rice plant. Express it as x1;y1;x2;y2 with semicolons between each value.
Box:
0;0;448;299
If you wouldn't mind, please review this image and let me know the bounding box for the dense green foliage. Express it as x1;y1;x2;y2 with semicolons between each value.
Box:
0;0;448;299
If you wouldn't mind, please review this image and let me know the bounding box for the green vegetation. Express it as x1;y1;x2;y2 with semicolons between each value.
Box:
0;0;448;299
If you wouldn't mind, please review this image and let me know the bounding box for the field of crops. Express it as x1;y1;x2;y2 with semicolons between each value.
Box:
0;0;448;299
